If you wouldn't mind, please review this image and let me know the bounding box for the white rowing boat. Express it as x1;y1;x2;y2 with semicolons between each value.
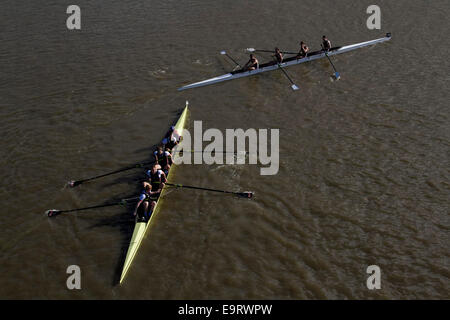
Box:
178;33;391;91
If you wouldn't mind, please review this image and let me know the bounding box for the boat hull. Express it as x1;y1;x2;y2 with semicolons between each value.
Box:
119;102;189;284
178;33;391;91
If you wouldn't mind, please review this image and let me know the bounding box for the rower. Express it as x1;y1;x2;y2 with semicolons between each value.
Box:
162;134;178;151
146;163;167;190
133;183;162;221
273;47;283;63
164;126;175;140
162;126;181;151
297;41;309;58
154;145;172;174
243;54;259;71
322;35;331;51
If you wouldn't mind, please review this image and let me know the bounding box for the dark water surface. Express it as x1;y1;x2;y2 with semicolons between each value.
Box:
0;0;448;299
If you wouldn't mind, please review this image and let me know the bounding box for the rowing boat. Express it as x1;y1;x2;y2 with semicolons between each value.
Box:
119;101;189;284
178;33;391;91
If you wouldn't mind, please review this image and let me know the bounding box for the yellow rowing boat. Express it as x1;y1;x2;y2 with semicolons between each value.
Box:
119;101;189;284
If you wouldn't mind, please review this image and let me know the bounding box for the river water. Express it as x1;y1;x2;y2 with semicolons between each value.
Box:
0;0;448;299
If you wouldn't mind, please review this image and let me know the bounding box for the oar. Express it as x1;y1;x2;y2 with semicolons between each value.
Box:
178;150;249;154
67;160;157;187
322;45;340;80
220;51;241;70
68;150;249;188
273;58;299;91
246;48;297;55
165;183;254;198
46;197;140;217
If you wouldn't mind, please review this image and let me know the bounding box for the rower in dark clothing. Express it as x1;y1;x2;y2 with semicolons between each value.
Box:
153;145;172;174
133;183;162;221
322;35;331;51
273;47;283;63
162;126;181;151
243;54;259;71
298;41;309;58
164;126;175;140
146;164;167;191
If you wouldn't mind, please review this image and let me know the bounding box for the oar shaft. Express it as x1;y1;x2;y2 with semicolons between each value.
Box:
48;197;139;216
325;54;338;72
254;49;297;55
224;53;241;68
71;160;156;186
273;57;297;86
60;202;121;214
166;183;234;194
278;64;295;85
322;45;338;72
78;162;152;183
180;150;248;154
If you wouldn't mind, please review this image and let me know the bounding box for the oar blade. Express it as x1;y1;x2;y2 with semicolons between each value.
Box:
220;50;226;55
246;48;256;52
291;84;300;91
236;191;254;199
46;209;62;217
330;72;340;81
68;180;80;188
